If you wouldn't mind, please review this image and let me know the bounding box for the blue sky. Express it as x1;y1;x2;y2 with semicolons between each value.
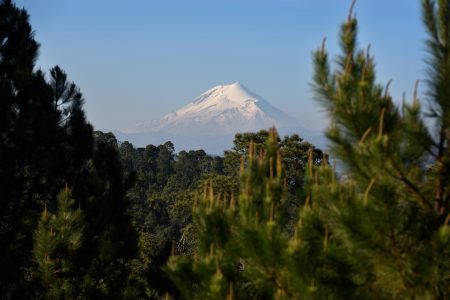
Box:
15;0;424;131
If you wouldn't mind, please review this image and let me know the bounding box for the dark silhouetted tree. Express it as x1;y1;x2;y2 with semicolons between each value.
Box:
0;1;138;298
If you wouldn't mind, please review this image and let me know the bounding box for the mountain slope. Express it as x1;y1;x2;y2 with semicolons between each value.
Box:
125;82;298;136
115;82;323;153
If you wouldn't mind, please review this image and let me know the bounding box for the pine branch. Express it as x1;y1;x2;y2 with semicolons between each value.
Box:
387;156;434;212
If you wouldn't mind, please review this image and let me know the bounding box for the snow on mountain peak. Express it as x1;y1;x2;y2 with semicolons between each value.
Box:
179;82;262;117
125;83;299;136
192;82;256;106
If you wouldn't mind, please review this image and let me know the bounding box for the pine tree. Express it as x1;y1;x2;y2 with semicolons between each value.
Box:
167;1;450;299
166;129;310;299
0;1;139;297
73;132;139;299
300;0;450;297
33;187;84;299
0;0;66;294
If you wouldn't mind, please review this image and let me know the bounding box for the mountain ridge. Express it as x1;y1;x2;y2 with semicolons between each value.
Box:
123;82;299;136
114;83;324;153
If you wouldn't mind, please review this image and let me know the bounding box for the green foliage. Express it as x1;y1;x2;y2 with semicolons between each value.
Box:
119;139;229;298
0;0;95;294
224;130;323;193
33;188;84;299
118;128;321;298
0;1;138;298
224;130;323;234
167;1;450;299
164;149;223;193
304;0;450;297
198;173;240;201
34;184;139;300
167;129;307;299
75;134;138;299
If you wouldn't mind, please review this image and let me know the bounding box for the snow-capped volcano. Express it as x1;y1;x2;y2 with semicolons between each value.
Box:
113;82;323;153
125;82;298;136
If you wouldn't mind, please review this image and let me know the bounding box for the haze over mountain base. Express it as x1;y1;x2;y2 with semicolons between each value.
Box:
112;128;325;154
113;82;325;153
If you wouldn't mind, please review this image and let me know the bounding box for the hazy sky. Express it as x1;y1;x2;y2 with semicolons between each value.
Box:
15;0;424;132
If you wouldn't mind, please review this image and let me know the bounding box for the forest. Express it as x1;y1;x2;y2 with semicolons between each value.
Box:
0;0;449;299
